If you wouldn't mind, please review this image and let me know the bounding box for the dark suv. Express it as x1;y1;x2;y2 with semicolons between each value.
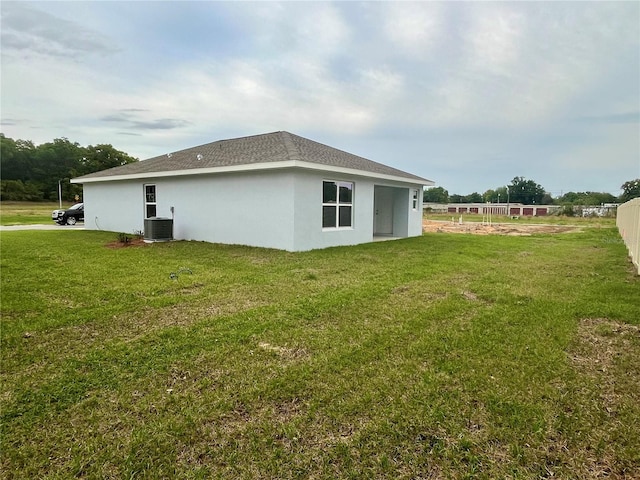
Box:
52;203;84;225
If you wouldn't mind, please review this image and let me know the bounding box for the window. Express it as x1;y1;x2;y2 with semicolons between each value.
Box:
412;189;419;210
144;184;156;218
322;180;353;228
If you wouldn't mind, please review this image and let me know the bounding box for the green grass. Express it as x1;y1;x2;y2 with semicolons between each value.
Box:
0;202;60;225
1;227;638;479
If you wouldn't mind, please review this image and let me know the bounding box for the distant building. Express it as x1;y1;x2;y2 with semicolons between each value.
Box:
580;204;618;217
423;203;449;213
435;203;560;217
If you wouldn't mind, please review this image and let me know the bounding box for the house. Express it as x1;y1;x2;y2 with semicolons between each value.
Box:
72;131;433;251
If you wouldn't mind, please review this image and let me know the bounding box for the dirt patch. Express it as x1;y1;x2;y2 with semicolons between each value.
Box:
569;318;640;422
570;318;640;402
423;219;580;236
258;342;309;361
105;238;147;249
461;290;479;301
566;318;640;476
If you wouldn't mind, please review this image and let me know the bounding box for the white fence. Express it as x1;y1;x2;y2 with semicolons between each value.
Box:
617;198;640;275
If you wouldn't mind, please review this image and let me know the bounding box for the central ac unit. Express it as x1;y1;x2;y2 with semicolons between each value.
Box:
144;217;173;242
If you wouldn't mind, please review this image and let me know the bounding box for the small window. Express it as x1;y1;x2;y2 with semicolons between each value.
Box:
145;184;156;218
412;189;419;210
323;180;353;229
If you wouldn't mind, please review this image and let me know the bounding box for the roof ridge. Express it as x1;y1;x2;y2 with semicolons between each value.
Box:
279;131;302;161
171;131;283;155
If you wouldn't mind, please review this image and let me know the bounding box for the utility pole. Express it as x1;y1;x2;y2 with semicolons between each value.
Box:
506;185;510;217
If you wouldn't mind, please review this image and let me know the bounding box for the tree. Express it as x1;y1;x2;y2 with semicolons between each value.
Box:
541;193;554;205
0;134;36;181
483;186;508;203
558;191;618;205
423;186;449;203
508;177;545;205
0;179;43;201
559;192;580;204
482;189;496;203
79;144;138;175
466;192;483;203
0;134;138;202
619;179;640;203
33;138;85;200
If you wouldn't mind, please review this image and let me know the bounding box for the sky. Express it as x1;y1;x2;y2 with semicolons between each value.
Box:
1;1;639;197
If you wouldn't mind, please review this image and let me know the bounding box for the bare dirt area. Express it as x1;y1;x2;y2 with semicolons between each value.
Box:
105;238;148;249
423;219;581;236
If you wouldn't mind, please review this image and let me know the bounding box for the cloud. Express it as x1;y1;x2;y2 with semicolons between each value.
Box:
291;2;350;59
0;1;637;195
1;3;119;60
403;2;640;132
147;59;377;136
382;2;444;58
464;4;524;72
575;112;640;125
100;111;190;130
214;1;350;69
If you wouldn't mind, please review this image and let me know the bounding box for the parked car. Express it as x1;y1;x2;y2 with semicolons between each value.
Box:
52;203;84;225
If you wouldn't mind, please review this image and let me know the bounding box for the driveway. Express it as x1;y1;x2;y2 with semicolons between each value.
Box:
0;223;85;231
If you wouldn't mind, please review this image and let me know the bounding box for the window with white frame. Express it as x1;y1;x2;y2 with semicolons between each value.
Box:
144;184;157;218
322;180;353;229
412;189;419;210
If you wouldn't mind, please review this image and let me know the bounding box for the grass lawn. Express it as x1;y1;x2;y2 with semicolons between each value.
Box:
0;202;61;225
1;227;638;478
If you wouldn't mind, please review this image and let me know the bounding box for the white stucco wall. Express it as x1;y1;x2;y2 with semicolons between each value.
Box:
292;170;375;251
408;187;424;237
80;168;424;251
83;171;294;250
83;181;144;233
164;170;295;250
291;171;424;251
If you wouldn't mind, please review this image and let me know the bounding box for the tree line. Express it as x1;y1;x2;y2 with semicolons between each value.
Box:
424;176;640;205
0;134;138;202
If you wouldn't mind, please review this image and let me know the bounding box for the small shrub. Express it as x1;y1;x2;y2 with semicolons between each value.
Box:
117;232;131;244
558;205;575;217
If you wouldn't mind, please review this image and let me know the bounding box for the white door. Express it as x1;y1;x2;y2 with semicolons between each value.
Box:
374;187;394;235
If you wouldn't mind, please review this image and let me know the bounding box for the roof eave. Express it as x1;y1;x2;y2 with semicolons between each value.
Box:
72;160;434;186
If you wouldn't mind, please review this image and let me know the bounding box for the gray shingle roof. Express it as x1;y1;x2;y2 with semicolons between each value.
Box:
74;131;431;183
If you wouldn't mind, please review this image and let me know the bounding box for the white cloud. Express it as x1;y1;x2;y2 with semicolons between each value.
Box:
0;2;118;60
168;58;376;135
227;1;349;62
464;5;524;73
406;2;640;132
294;3;350;59
0;1;637;194
382;2;443;58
